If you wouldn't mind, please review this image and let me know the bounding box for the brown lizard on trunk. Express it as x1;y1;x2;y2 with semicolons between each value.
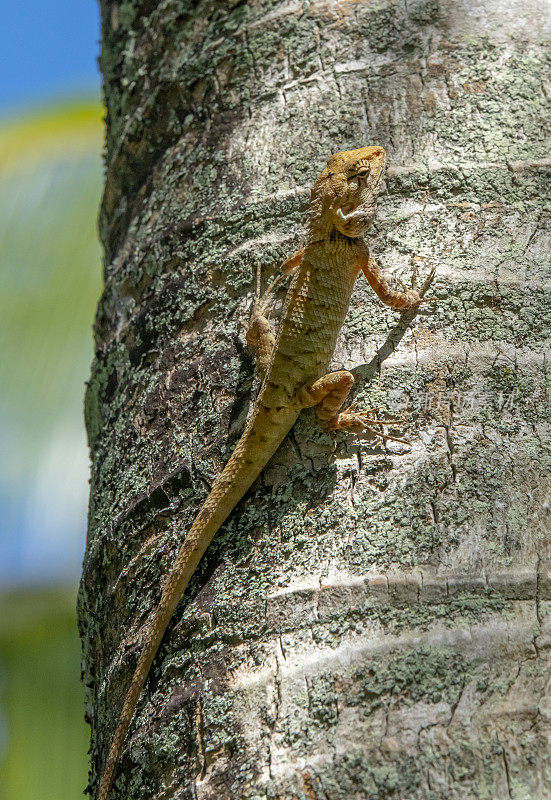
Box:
96;146;434;799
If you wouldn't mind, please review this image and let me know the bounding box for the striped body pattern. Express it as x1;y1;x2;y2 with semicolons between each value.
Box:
265;238;360;404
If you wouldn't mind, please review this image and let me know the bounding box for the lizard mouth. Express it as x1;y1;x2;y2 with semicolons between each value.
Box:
335;204;376;236
335;163;385;236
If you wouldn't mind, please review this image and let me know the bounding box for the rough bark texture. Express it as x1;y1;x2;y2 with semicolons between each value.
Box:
79;1;551;798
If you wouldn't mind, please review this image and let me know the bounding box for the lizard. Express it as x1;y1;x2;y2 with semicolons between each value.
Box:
96;145;434;800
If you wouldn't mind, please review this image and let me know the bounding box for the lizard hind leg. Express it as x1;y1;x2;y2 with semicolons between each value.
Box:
298;370;355;419
298;371;410;447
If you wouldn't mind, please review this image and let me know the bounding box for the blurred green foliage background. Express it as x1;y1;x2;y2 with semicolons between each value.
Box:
0;101;103;799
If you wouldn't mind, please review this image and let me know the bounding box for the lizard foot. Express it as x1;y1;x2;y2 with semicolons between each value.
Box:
326;405;411;447
407;264;436;307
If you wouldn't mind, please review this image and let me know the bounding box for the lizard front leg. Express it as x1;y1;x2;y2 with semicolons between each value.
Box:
246;250;303;380
358;247;435;310
246;314;275;380
298;371;409;446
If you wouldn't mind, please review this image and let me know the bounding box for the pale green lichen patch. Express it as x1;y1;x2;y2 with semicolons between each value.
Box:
351;646;472;709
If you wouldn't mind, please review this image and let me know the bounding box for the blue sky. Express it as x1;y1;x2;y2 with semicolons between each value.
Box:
0;0;101;113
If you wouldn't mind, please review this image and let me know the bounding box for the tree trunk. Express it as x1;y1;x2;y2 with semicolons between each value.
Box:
79;1;551;798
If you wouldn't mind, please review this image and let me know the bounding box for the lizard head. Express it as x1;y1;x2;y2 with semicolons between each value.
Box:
308;146;386;239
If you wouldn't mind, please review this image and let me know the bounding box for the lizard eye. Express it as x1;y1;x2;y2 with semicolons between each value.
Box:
350;165;371;187
348;165;371;183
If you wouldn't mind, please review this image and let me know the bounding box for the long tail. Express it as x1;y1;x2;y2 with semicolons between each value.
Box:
96;406;297;800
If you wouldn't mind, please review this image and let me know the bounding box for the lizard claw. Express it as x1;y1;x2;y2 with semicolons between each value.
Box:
419;264;436;296
330;406;411;447
406;265;437;307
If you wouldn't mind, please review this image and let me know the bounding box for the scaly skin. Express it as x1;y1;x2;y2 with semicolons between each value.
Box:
96;146;434;799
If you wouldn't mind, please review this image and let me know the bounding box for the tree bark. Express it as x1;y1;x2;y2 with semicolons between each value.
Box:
79;1;551;798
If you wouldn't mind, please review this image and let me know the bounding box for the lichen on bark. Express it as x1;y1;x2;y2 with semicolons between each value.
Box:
80;1;551;798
